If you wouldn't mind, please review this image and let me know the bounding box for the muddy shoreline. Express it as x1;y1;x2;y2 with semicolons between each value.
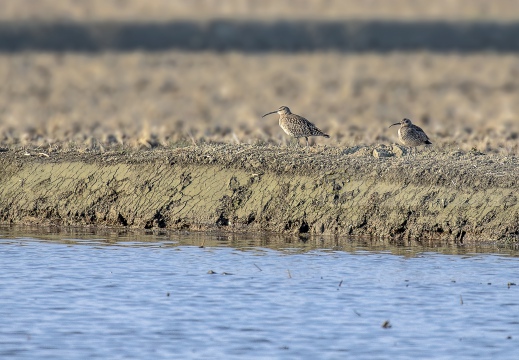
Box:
1;144;518;244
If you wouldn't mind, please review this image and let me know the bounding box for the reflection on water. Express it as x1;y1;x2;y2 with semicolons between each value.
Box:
1;225;518;256
0;226;518;359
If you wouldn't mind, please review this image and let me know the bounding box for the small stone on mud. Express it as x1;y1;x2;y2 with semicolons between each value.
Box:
450;150;464;157
372;148;393;158
342;146;362;155
391;144;407;158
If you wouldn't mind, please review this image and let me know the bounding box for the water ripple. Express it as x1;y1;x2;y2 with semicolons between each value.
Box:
0;231;518;359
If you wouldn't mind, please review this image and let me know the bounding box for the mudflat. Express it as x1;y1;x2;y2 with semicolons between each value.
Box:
1;1;519;243
1;144;517;244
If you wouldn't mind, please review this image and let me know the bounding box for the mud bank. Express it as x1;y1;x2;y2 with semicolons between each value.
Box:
0;144;518;244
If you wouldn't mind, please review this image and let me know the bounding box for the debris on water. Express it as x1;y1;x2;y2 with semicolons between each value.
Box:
381;320;392;329
507;336;512;340
287;269;292;279
222;272;233;275
338;280;343;287
207;270;217;274
254;263;262;271
508;282;516;288
353;310;361;317
167;292;170;297
460;295;464;305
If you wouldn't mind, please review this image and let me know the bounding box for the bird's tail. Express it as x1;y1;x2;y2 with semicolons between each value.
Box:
323;134;330;138
425;140;432;144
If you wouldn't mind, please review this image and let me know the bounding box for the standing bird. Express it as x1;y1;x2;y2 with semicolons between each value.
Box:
389;118;432;152
262;106;329;147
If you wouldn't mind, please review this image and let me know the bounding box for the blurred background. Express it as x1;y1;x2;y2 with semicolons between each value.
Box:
0;0;518;153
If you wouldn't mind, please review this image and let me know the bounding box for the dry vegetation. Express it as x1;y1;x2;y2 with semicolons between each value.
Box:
2;0;519;21
0;1;518;155
1;52;518;154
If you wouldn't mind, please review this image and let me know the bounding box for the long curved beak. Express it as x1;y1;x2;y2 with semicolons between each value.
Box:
262;111;278;118
388;123;400;128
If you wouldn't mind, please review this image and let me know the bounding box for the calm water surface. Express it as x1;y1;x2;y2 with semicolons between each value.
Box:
0;228;518;359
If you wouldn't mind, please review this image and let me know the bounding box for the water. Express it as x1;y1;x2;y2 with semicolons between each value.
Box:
1;228;518;359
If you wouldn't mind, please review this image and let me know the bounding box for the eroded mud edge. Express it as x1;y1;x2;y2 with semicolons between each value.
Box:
0;152;518;245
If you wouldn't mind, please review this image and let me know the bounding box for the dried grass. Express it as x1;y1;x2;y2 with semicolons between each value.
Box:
1;0;519;21
0;52;518;154
0;1;518;155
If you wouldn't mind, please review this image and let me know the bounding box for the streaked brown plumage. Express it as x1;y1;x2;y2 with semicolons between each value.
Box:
389;118;432;147
262;106;329;147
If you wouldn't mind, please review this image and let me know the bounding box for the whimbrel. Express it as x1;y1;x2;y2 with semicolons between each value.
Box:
262;106;329;147
389;118;432;152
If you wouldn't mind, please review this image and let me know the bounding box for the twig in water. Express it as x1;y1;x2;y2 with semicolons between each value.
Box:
338;280;343;287
460;295;464;305
381;320;392;329
254;263;262;271
287;269;292;279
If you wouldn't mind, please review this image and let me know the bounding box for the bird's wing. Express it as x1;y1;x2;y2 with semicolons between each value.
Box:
303;117;327;136
412;124;430;141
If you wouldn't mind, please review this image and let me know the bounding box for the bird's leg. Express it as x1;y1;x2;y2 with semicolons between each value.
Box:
305;137;309;148
287;137;295;148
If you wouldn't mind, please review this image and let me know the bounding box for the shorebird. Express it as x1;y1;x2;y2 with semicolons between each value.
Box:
262;106;329;147
389;118;432;153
